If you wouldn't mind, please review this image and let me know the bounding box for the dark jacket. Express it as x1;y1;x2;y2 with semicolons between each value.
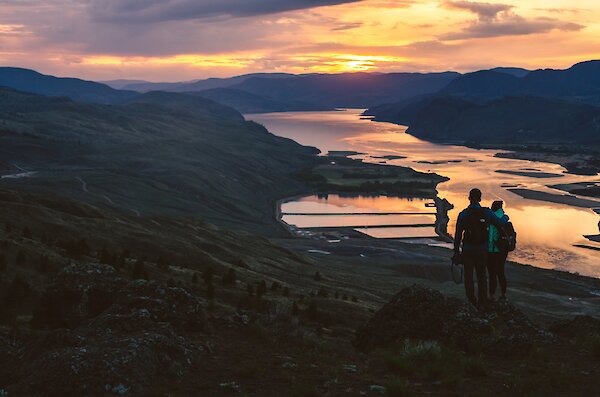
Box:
454;202;509;253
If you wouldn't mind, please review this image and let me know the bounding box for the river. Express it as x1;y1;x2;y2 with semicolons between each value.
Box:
248;109;600;277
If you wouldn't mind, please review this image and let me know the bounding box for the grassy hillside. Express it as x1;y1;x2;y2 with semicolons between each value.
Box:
0;87;318;234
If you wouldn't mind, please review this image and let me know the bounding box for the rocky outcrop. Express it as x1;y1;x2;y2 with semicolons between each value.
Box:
4;263;209;396
354;285;549;355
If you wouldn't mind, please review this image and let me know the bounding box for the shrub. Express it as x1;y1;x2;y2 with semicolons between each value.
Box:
16;250;26;266
313;271;322;281
132;259;147;279
317;287;328;298
256;280;267;297
222;268;236;286
306;301;318;321
202;267;214;285
22;227;32;239
206;283;215;301
385;378;414;397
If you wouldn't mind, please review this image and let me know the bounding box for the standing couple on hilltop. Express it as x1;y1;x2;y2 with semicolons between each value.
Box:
453;188;516;308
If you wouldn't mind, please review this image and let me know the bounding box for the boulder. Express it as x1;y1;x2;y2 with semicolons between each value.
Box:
354;285;549;355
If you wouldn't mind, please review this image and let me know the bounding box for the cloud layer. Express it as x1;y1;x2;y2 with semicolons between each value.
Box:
0;0;597;80
87;0;363;23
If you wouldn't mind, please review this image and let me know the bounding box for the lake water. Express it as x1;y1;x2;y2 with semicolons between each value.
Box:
248;109;600;277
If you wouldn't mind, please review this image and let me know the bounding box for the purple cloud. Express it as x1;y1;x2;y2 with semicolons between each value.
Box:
87;0;363;23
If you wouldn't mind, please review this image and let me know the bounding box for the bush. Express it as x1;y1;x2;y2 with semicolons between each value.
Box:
313;271;322;281
222;268;236;286
202;267;214;285
206;283;215;301
256;280;267;297
132;259;147;279
380;340;485;387
385;378;414;397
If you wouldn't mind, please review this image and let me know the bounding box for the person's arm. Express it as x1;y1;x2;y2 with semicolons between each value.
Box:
486;208;508;228
453;212;464;254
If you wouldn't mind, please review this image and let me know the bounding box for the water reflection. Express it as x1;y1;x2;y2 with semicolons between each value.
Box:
250;109;600;277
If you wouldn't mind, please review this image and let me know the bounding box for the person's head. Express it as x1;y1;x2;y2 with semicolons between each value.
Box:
491;200;504;212
468;188;482;203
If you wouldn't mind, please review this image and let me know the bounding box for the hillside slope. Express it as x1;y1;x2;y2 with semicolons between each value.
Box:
366;95;600;145
0;87;318;234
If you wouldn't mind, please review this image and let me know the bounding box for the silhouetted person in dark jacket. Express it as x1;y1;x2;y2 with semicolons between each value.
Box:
453;189;508;307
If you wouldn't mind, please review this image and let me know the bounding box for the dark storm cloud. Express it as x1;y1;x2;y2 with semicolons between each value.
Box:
440;0;584;40
87;0;363;23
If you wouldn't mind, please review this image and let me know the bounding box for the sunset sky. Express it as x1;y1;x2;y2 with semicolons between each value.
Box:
1;0;599;81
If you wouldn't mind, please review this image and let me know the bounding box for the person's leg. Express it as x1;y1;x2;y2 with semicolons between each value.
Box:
486;253;497;298
474;251;488;305
462;253;476;305
497;252;508;297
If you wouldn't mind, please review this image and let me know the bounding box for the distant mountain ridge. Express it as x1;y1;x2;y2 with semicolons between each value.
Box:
442;60;600;104
366;95;600;145
0;67;137;104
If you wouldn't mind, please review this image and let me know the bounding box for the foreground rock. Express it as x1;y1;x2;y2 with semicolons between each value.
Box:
355;285;550;355
3;264;208;396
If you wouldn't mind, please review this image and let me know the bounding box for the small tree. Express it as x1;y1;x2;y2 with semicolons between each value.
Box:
222;268;236;286
256;280;267;297
192;273;199;284
132;259;147;279
313;271;322;281
99;247;111;265
270;281;281;291
22;227;32;240
247;284;254;296
157;256;169;271
206;283;215;301
317;287;328;298
282;287;290;297
291;302;299;316
202;268;214;285
306;301;318;322
38;254;50;274
16;250;26;266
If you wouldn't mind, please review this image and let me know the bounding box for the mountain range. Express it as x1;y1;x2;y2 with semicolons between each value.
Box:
1;61;600;147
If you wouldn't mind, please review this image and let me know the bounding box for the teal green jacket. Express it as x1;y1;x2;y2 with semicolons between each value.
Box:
488;208;505;253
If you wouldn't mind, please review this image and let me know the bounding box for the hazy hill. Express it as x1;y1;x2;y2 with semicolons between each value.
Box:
123;91;245;121
367;95;600;144
442;60;600;104
121;73;294;92
488;67;531;77
0;67;137;104
230;72;460;108
188;87;333;113
100;79;152;89
0;87;317;233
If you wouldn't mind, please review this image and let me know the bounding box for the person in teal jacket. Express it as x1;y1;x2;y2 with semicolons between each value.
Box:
487;200;509;300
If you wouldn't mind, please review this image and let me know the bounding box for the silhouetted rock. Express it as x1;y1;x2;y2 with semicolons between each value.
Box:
355;285;549;355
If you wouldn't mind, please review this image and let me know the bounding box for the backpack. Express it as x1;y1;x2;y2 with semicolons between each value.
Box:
497;221;517;252
462;208;488;245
